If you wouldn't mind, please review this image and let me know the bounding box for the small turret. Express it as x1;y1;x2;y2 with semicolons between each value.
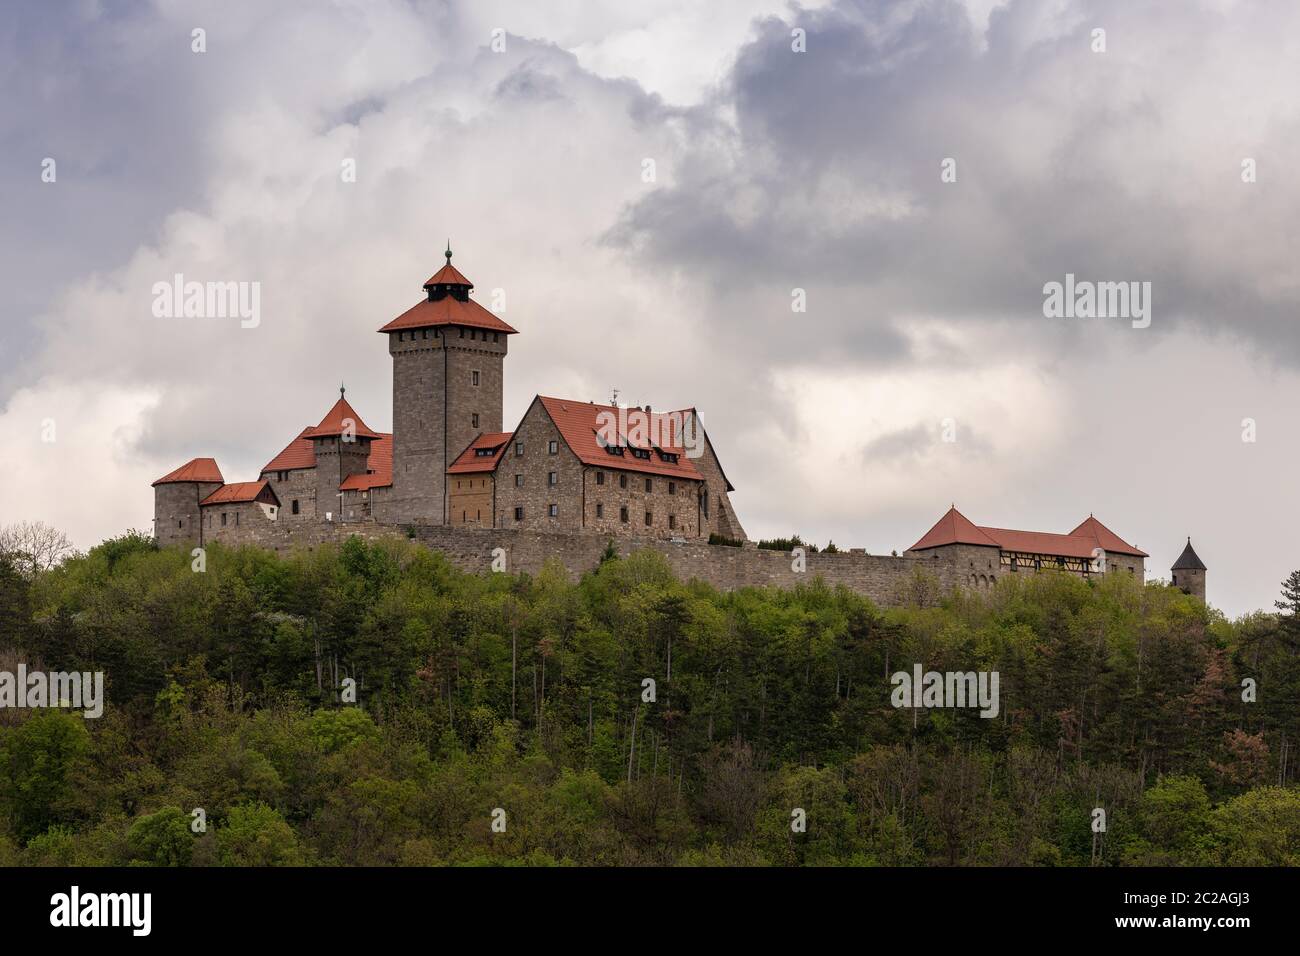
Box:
1171;537;1206;601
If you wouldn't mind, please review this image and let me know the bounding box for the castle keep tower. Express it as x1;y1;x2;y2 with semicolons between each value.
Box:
1171;537;1207;601
308;387;378;522
378;247;517;523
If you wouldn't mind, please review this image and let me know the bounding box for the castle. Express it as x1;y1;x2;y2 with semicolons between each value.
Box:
152;249;1207;605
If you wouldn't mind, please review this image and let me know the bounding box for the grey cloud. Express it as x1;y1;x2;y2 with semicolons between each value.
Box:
609;0;1300;366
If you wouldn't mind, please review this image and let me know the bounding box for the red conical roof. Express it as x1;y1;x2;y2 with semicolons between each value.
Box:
306;392;380;440
424;243;473;288
424;261;473;288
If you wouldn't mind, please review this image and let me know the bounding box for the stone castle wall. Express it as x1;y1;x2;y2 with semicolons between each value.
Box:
193;517;986;607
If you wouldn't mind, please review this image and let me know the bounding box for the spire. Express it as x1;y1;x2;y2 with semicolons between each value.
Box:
340;381;346;398
424;241;473;295
1172;538;1206;571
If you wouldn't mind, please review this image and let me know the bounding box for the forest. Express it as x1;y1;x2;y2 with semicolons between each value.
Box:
0;529;1298;867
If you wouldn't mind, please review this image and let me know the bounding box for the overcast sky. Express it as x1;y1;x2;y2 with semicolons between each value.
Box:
3;0;1297;617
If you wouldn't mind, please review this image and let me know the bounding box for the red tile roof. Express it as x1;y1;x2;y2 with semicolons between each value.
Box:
200;480;277;506
153;457;224;486
380;256;517;335
909;506;1146;558
424;261;472;288
306;395;381;440
1069;516;1148;557
339;434;393;491
261;428;316;473
909;507;1000;550
448;432;513;474
377;295;518;335
537;396;705;481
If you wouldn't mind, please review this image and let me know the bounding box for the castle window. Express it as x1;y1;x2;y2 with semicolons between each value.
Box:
475;447;493;457
668;481;675;495
669;515;676;530
459;328;464;338
515;474;523;487
631;448;650;460
548;472;557;486
221;513;227;526
422;329;429;339
619;474;628;489
515;442;524;456
178;520;183;528
645;478;653;493
494;333;499;343
292;500;300;515
596;503;604;518
514;507;524;521
645;511;652;526
703;489;709;518
549;504;558;517
596;472;605;485
548;440;558;454
477;509;481;521
462;511;466;522
472;370;480;386
472;414;479;428
620;506;629;523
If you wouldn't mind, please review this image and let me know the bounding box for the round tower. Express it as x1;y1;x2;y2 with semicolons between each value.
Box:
1171;537;1206;601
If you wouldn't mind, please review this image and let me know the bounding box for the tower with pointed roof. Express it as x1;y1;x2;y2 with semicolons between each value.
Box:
1171;538;1207;601
377;247;517;522
307;385;380;522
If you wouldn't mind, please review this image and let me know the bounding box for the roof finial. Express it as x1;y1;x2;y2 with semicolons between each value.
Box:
340;381;346;398
445;239;452;262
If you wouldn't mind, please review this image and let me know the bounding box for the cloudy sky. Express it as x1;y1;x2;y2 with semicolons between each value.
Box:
3;0;1297;617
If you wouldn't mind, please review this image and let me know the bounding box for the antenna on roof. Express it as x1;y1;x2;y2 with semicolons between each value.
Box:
610;386;620;406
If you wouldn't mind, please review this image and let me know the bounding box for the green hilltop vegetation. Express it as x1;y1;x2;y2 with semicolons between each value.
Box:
0;530;1298;866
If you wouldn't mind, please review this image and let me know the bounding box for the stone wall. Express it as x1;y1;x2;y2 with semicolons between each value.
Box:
184;517;1147;609
264;468;316;523
154;481;222;549
449;473;495;526
493;403;583;531
582;467;701;538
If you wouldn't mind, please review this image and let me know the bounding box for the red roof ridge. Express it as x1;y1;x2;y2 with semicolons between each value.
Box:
200;479;277;506
536;396;704;481
909;506;1000;551
153;457;224;486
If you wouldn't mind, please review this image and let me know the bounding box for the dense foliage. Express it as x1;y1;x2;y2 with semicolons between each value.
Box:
0;532;1298;866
